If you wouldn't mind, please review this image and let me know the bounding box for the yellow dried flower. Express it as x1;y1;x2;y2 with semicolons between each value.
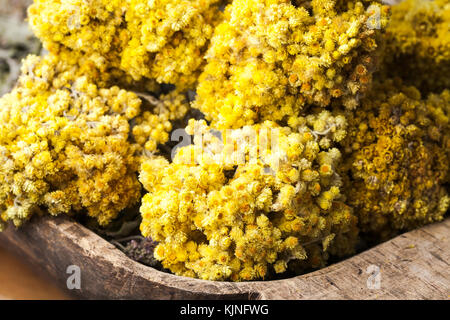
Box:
139;116;358;281
28;0;226;89
382;0;450;93
342;79;450;237
132;90;190;154
194;0;389;129
0;55;148;227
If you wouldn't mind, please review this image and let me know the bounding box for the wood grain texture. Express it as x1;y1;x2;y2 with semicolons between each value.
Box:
0;215;448;300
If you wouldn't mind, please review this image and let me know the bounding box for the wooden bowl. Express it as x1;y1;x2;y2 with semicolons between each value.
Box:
0;215;448;299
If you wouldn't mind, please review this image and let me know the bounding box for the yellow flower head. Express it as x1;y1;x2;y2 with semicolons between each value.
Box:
139;115;358;281
382;0;450;93
0;55;164;227
194;0;390;129
342;78;450;237
28;0;227;89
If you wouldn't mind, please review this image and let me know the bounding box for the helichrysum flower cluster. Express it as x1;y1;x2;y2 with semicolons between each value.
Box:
341;79;450;237
0;55;143;227
139;116;358;281
0;54;185;228
132;89;190;154
28;0;225;89
382;0;450;94
194;0;390;129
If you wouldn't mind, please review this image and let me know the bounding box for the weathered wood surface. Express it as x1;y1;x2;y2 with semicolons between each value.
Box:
0;215;448;300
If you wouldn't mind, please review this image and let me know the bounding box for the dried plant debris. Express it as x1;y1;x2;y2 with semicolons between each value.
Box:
113;236;160;268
